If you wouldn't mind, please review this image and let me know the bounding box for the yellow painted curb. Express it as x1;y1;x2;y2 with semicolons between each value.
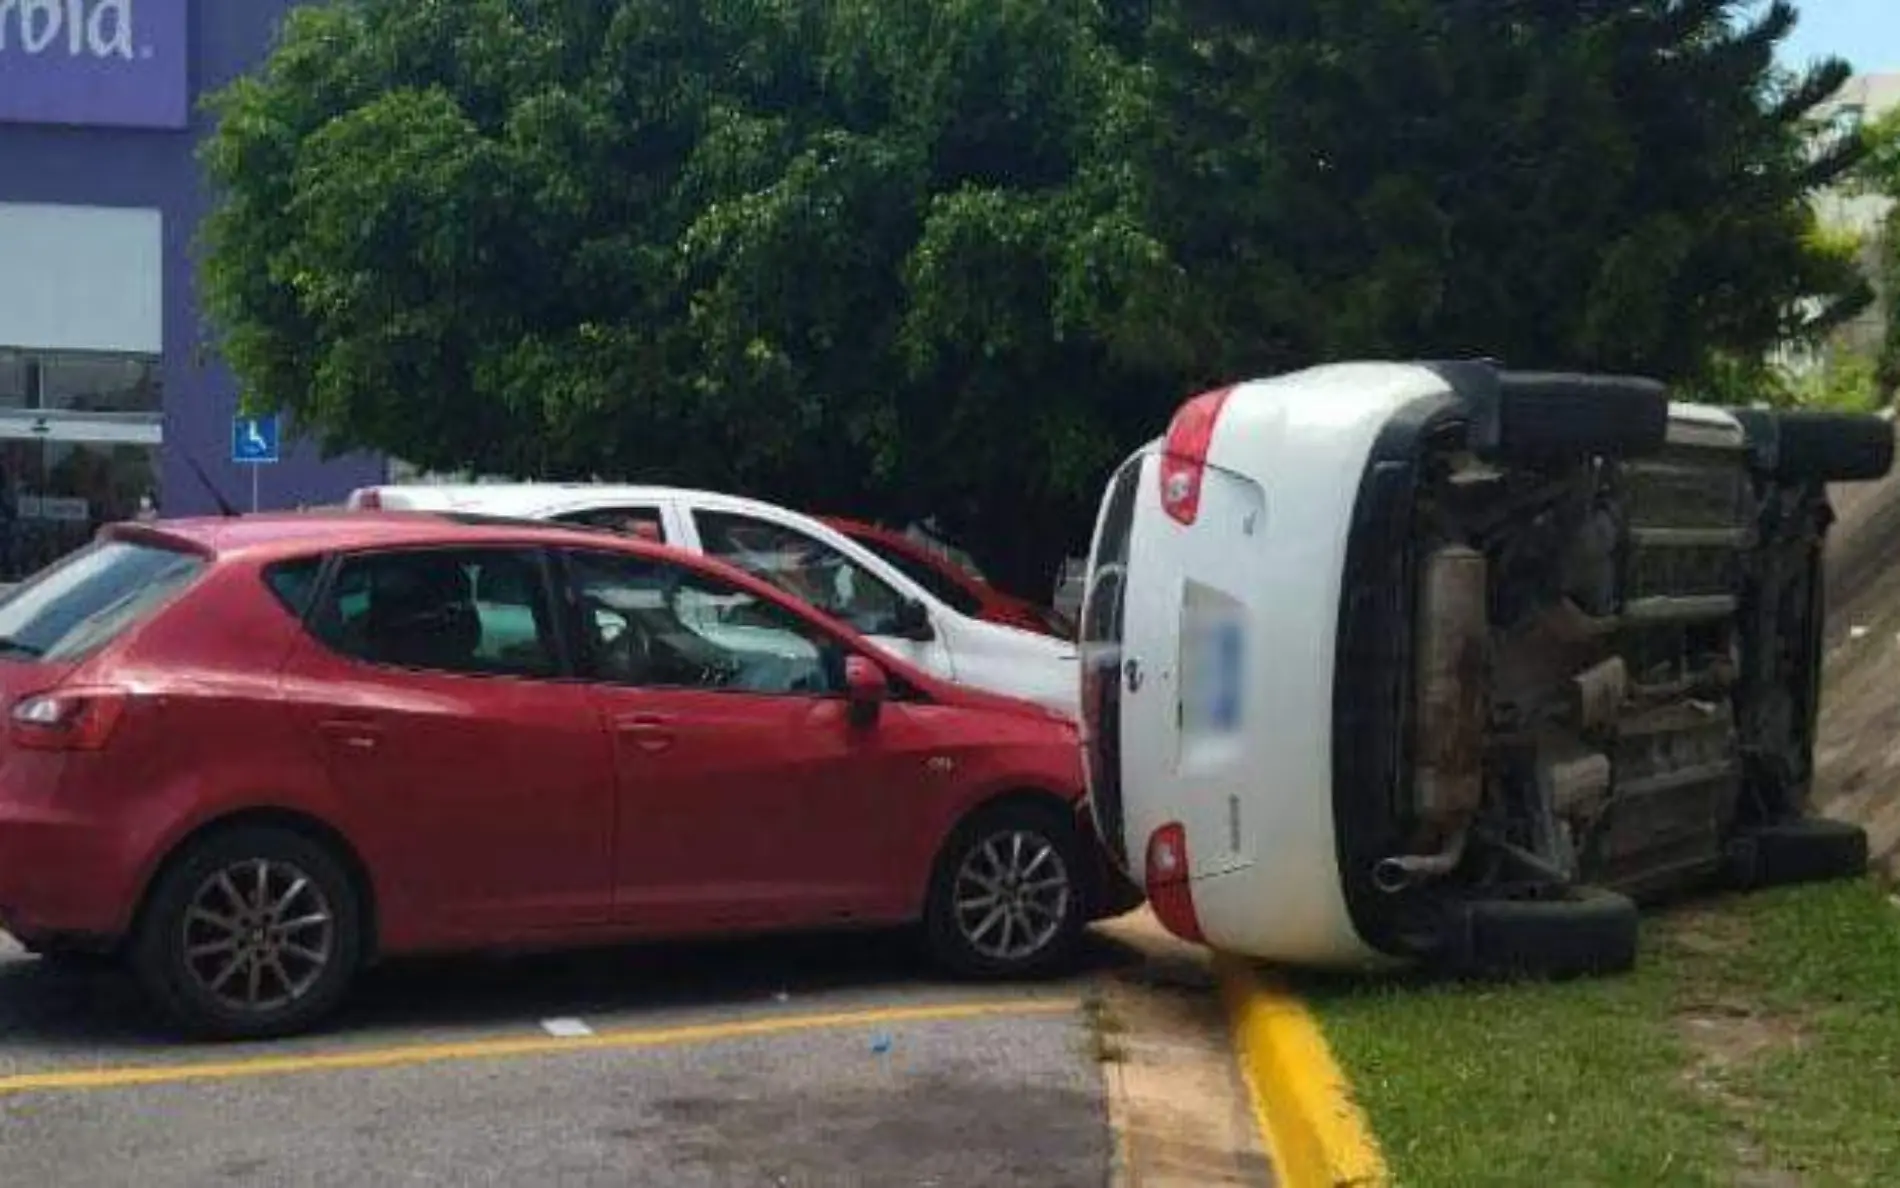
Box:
1215;953;1389;1188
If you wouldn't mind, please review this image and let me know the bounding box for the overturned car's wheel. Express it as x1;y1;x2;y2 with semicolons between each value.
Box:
1436;363;1671;462
1439;885;1640;981
1724;817;1868;891
925;804;1087;980
1732;408;1896;484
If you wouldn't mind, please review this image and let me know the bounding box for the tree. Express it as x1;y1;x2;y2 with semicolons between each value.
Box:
1124;0;1870;383
1852;106;1900;400
200;0;1866;595
203;0;1172;591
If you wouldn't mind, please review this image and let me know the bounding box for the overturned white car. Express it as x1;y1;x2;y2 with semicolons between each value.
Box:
1080;360;1894;975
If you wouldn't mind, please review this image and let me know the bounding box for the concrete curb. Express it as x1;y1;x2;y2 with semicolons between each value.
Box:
1214;954;1389;1188
1095;911;1275;1186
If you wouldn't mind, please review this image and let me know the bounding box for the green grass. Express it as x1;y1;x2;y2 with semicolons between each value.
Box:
1301;880;1900;1187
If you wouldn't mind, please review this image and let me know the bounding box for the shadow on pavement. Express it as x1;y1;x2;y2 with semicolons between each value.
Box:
0;924;1143;1051
0;952;160;1051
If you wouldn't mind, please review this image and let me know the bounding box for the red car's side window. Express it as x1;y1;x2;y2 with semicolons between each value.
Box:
313;548;564;679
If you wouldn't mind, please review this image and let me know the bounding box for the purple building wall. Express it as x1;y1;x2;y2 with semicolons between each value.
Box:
0;0;386;515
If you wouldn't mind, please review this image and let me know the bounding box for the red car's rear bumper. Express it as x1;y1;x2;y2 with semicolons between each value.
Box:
0;799;138;943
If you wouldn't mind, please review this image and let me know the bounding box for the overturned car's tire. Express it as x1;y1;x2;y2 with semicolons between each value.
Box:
1724;817;1868;891
1440;885;1640;981
1732;408;1895;484
1454;368;1671;462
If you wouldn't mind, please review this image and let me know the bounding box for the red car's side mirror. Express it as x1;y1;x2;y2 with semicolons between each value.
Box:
844;655;888;727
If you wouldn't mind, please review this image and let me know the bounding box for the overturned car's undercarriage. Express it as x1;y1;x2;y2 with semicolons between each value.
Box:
1334;368;1894;976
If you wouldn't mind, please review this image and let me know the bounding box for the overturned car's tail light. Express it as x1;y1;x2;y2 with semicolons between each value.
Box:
1158;386;1233;526
353;488;383;509
1144;822;1206;943
11;688;129;752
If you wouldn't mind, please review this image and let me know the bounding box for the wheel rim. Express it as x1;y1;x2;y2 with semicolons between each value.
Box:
179;858;336;1014
952;829;1072;963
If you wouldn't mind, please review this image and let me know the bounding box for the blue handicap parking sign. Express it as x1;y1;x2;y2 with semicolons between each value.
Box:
232;413;280;465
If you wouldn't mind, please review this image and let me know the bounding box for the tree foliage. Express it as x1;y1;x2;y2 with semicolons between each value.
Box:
200;0;1865;591
1852;106;1900;399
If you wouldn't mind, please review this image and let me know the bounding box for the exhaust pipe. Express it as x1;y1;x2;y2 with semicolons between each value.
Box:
1373;829;1469;894
1381;542;1486;897
1414;546;1488;824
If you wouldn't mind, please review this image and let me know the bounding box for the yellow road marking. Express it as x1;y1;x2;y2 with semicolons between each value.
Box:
1215;955;1389;1187
0;997;1079;1097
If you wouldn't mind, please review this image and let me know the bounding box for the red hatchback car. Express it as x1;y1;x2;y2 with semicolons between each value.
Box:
0;514;1132;1038
820;517;1074;639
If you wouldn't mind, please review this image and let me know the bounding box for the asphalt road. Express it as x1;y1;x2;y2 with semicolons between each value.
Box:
0;928;1121;1187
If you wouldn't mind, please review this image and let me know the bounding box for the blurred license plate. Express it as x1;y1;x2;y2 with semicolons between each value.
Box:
1184;615;1244;735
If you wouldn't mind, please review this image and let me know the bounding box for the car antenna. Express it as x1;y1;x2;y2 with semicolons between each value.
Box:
181;451;240;517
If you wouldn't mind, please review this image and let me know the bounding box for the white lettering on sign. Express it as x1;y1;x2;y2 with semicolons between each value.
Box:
0;0;134;60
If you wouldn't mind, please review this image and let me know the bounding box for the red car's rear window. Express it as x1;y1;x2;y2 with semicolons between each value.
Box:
0;539;207;663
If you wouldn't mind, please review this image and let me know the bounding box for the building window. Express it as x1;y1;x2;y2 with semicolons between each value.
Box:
0;350;162;416
0;348;164;581
0;354;26;410
38;354;162;415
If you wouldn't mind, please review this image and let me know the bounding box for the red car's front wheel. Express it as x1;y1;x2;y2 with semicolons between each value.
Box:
925;803;1088;980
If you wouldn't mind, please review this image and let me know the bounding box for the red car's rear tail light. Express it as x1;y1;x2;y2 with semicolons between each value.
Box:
1158;386;1233;526
1144;822;1205;943
11;688;129;752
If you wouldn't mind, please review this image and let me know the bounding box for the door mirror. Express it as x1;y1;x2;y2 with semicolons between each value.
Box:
891;597;935;642
844;655;888;726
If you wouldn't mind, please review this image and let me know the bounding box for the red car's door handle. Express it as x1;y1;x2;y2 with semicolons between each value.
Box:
319;720;383;753
614;714;675;754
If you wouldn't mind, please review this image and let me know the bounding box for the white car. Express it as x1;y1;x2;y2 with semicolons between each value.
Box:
1080;360;1894;976
346;483;1080;716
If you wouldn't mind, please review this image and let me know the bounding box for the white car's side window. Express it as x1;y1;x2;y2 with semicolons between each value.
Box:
692;510;908;636
565;549;843;696
549;504;668;542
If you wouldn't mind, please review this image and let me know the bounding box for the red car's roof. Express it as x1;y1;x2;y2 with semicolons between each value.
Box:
109;510;642;561
107;512;772;613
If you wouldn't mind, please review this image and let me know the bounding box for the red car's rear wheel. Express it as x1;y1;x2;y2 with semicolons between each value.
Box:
132;826;364;1040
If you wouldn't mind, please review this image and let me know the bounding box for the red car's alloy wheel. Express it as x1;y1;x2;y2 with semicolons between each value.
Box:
951;830;1074;964
133;826;364;1040
180;858;338;1014
926;805;1087;979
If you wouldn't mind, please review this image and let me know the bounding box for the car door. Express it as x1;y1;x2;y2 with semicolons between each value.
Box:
682;506;956;679
557;546;923;932
280;544;618;943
